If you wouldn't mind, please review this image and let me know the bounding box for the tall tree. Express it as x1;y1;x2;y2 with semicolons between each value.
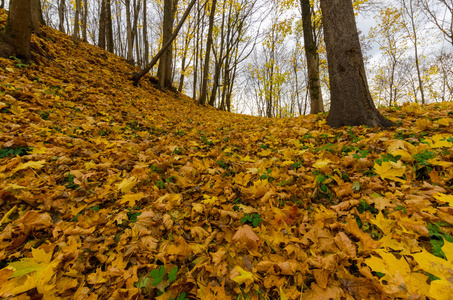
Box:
199;0;217;105
300;0;324;114
401;0;425;104
320;0;394;127
106;0;114;52
99;0;107;49
132;0;197;85
0;0;33;61
73;0;81;43
143;0;149;65
158;0;178;89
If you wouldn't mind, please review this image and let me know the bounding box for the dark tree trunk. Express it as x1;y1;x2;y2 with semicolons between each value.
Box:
132;0;196;85
82;0;87;41
320;0;394;128
31;0;45;35
143;0;149;65
106;0;114;52
300;0;324;114
58;0;65;33
158;0;177;89
0;0;4;9
99;0;106;49
73;0;81;44
0;0;33;62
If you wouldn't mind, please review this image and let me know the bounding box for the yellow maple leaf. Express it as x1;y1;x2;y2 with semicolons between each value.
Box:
119;192;145;206
429;134;453;148
371;211;394;235
313;159;331;169
433;193;453;207
0;248;58;298
117;176;137;193
201;194;218;206
230;266;254;285
373;161;406;183
13;160;47;173
412;242;453;300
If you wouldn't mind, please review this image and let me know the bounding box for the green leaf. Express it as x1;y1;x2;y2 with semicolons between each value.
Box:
352;181;360;191
168;266;178;282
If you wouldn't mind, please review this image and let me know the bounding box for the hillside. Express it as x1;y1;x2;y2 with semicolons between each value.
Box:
1;10;453;300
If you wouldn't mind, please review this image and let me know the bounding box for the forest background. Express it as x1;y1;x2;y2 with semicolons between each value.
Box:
1;0;451;116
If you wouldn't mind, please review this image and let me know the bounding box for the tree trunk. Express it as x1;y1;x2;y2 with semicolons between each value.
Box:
31;0;45;36
199;0;217;105
300;0;324;114
0;0;33;62
82;0;87;41
405;0;425;104
209;0;226;107
125;0;134;63
157;0;176;89
73;0;81;44
132;0;196;85
320;0;394;128
0;0;4;9
99;0;106;49
106;0;114;53
143;0;149;65
58;0;65;33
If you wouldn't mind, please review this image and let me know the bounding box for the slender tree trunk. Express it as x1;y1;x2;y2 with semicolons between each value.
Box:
82;0;87;41
0;0;4;9
300;0;324;114
99;0;106;49
406;0;425;104
143;0;149;65
199;0;217;105
125;0;134;63
58;0;65;32
0;0;32;61
132;0;196;85
115;0;123;55
209;0;226;107
73;0;81;44
106;0;114;52
320;0;394;127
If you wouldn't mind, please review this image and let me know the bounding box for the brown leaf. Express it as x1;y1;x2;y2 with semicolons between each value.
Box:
231;225;260;252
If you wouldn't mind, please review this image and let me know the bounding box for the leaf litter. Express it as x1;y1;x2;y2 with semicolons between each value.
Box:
0;9;453;300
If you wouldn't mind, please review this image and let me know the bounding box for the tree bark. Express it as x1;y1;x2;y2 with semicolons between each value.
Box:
73;0;81;44
106;0;114;52
82;0;87;41
199;0;217;105
0;0;4;9
58;0;65;33
99;0;106;49
143;0;149;65
157;0;177;89
300;0;324;114
320;0;394;128
0;0;33;62
132;0;196;85
125;0;134;63
31;0;45;36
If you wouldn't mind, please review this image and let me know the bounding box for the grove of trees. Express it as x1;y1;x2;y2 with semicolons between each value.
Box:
1;0;452;118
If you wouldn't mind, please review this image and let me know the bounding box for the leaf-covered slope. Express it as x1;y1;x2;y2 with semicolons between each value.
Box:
1;9;453;300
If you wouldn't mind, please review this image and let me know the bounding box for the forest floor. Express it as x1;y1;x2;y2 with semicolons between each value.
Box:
1;9;453;300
